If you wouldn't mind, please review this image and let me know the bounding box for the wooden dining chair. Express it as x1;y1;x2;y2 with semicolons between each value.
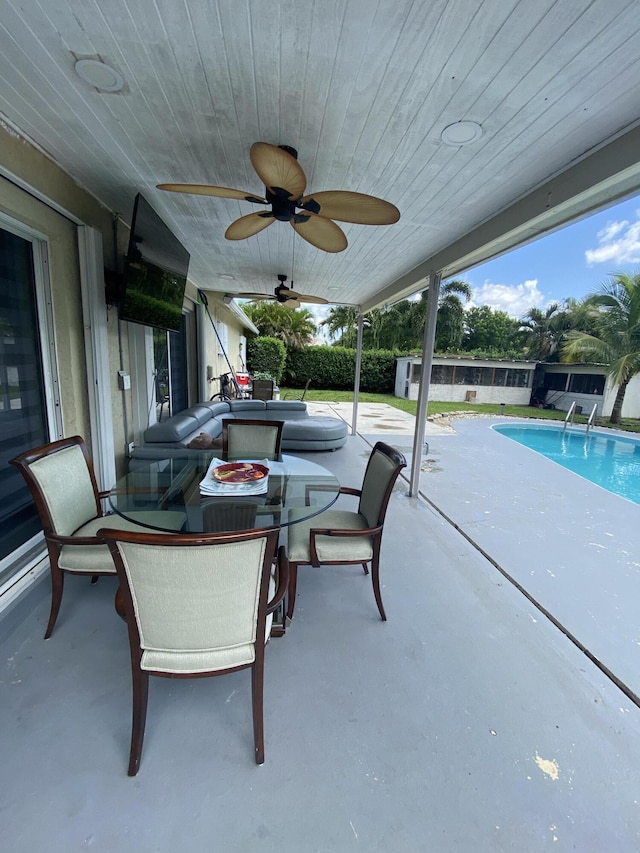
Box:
100;525;288;775
285;441;406;622
221;418;284;460
10;435;185;638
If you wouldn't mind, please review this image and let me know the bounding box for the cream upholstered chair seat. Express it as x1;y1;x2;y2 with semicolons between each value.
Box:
285;441;406;623
10;435;185;638
286;508;373;564
102;526;287;774
58;512;185;573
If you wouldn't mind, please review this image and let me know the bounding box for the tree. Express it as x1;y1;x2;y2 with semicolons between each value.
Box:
520;303;564;361
463;305;524;355
412;278;472;352
561;272;640;424
242;301;316;348
321;306;358;347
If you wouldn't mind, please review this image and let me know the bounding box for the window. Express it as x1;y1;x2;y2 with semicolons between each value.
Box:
431;364;454;384
505;369;530;387
411;363;421;383
217;321;228;356
544;372;568;391
569;373;605;395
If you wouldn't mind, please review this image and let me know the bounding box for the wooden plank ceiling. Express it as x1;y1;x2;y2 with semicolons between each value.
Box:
1;0;639;308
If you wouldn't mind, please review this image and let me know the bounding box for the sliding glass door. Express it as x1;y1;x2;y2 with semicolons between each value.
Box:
0;222;57;579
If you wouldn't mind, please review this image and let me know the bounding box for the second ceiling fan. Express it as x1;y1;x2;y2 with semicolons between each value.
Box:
233;274;328;310
158;142;400;253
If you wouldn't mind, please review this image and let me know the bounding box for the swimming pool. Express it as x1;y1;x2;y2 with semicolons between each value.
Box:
493;424;640;504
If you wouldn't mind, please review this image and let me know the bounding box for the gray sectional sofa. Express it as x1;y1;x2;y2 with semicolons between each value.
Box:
129;399;348;469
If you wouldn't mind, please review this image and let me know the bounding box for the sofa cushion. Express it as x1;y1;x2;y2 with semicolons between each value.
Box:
199;401;231;417
144;414;201;443
182;404;216;427
282;416;347;442
265;401;308;418
228;400;267;414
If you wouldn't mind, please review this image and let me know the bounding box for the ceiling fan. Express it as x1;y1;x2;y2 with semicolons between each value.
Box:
231;274;328;310
157;142;400;253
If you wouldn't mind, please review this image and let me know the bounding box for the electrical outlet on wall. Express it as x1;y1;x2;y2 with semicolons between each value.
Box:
127;442;135;456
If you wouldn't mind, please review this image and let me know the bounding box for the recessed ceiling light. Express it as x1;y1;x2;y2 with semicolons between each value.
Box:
74;59;124;93
219;273;235;280
440;121;483;147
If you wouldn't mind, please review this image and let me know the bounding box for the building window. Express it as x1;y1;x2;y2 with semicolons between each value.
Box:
569;373;605;395
431;364;454;384
505;369;530;388
544;372;568;391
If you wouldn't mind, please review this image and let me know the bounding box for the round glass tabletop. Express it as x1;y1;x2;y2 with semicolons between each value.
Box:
109;453;341;534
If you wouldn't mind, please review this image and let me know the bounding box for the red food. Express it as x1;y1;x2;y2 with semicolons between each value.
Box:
212;463;268;484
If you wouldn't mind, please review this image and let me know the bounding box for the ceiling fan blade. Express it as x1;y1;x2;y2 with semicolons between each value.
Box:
157;183;267;203
286;290;328;305
291;213;348;253
234;292;275;300
250;143;307;200
282;299;301;309
225;213;275;241
299;190;400;224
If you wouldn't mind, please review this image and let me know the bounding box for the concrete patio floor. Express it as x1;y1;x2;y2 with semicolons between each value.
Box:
3;408;640;851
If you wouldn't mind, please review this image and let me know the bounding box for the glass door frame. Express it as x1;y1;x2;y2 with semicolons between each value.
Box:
0;211;62;589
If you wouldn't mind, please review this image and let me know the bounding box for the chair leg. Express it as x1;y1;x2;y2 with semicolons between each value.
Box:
44;567;65;640
128;667;149;776
285;564;298;621
362;562;369;575
90;575;100;584
370;556;387;622
251;659;265;765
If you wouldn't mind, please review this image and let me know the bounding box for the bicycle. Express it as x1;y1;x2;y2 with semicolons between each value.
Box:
210;370;251;401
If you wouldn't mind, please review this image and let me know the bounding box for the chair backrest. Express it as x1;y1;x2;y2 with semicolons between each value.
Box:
10;435;101;536
222;418;284;460
358;442;407;528
251;379;274;401
202;501;258;533
102;527;280;673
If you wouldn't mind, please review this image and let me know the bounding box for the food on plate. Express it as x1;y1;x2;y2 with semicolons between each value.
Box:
212;462;268;484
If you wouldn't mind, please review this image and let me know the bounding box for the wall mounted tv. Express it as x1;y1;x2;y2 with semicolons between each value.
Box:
119;193;190;333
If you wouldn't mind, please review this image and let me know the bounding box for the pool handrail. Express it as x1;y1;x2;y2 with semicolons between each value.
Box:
586;403;598;433
563;401;576;431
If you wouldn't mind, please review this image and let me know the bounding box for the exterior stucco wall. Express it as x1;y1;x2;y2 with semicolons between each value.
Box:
0;126;128;468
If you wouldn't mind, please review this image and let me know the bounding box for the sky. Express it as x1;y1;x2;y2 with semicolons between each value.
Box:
310;192;640;341
463;192;640;318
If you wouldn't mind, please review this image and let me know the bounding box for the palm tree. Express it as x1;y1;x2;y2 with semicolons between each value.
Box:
561;272;640;424
243;301;316;347
413;278;472;351
520;303;564;361
321;306;358;347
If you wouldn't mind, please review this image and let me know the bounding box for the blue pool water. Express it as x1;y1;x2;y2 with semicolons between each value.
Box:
493;424;640;504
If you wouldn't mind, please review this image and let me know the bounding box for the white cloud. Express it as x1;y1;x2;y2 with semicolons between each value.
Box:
585;211;640;266
468;278;548;317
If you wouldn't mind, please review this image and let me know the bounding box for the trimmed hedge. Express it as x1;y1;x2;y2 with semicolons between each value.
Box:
283;346;398;393
246;336;286;384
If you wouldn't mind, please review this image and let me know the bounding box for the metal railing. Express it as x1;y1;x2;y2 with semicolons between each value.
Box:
586;403;598;433
563;401;576;430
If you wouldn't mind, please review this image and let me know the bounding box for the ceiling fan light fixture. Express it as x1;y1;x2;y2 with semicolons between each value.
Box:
74;59;124;92
440;121;483;147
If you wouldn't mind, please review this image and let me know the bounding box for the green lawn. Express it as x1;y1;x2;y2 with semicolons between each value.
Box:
280;387;640;433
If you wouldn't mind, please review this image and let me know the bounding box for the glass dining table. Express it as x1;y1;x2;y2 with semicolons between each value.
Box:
109;452;341;534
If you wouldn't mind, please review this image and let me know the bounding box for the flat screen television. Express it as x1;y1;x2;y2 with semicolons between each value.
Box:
119;193;190;333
